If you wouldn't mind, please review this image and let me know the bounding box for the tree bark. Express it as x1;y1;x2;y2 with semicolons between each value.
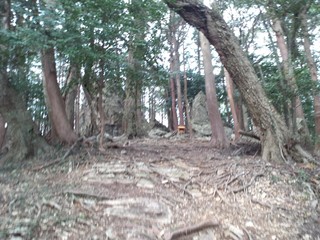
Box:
98;60;105;149
163;0;314;163
0;0;49;164
225;69;240;141
271;16;312;149
183;44;193;137
173;23;184;126
200;32;227;147
299;4;320;153
41;48;77;145
169;11;179;131
64;64;79;129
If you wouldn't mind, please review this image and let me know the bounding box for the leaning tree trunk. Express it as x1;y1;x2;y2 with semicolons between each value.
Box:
163;0;314;163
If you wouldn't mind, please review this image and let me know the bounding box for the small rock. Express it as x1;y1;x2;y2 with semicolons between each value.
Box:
310;200;318;209
136;178;155;189
217;169;224;176
245;221;254;228
120;150;127;155
105;229;115;240
302;234;312;240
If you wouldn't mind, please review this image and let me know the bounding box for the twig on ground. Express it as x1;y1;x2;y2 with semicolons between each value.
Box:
64;189;111;200
229;171;264;194
149;167;194;197
216;190;233;207
42;200;62;211
251;198;272;209
164;219;219;240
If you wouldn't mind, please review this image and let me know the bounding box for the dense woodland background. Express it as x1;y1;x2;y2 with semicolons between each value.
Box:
0;0;320;164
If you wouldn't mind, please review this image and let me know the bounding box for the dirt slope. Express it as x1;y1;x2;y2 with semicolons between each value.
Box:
0;138;319;240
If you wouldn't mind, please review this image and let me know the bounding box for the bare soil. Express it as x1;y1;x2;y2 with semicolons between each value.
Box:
0;137;320;240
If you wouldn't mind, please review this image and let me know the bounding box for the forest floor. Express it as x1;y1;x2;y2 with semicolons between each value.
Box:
0;136;320;240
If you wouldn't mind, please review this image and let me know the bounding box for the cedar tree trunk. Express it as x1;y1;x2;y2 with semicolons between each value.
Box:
271;17;311;149
300;5;320;153
225;69;240;141
41;48;77;145
0;0;49;164
163;0;314;163
200;32;227;148
65;64;79;129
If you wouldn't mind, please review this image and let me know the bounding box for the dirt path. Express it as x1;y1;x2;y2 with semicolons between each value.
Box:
0;138;319;239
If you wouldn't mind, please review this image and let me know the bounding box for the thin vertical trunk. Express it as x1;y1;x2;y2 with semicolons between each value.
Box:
196;31;202;75
271;16;312;148
183;44;193;137
263;17;289;125
65;64;79;129
200;32;228;148
169;11;179;131
225;69;240;141
41;48;77;145
299;5;320;152
169;14;178;131
98;60;105;149
75;85;81;135
173;30;184;126
0;114;6;151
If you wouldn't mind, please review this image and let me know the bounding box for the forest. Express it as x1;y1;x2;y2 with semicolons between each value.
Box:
1;0;320;239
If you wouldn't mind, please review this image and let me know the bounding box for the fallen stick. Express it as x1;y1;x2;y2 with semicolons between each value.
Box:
229;171;264;194
164;219;219;240
238;130;260;140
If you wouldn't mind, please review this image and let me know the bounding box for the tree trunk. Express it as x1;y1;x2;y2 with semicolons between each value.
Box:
199;32;228;148
169;11;179;131
163;0;314;163
41;48;77;145
271;16;312;149
225;69;240;141
173;27;184;126
0;0;49;164
123;42;144;138
183;44;193;137
98;60;105;149
64;64;79;129
299;4;320;153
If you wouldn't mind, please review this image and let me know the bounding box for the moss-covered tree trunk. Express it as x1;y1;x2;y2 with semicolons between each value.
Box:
0;0;49;165
163;0;314;163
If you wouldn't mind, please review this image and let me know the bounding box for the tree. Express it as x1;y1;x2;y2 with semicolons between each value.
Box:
299;3;320;153
267;6;312;148
225;69;240;141
163;0;314;163
41;47;77;144
0;0;48;164
200;32;228;148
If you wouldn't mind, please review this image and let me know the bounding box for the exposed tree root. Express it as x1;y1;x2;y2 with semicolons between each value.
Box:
229;171;264;194
164;219;219;240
